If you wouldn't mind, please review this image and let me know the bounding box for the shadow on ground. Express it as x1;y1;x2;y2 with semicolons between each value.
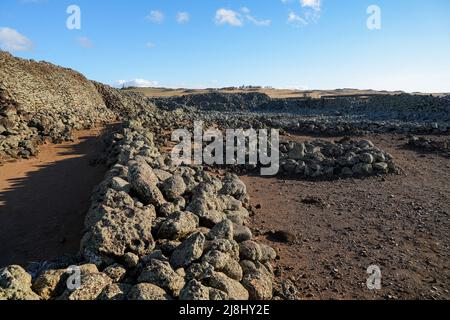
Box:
0;130;109;267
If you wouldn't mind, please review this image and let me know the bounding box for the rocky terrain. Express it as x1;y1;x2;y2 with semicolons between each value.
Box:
1;52;449;300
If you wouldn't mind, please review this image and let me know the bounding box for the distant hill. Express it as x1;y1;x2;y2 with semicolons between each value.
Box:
123;87;445;99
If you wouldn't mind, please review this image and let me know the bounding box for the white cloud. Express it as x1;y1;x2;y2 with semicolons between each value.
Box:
288;11;307;26
77;36;93;48
240;7;251;14
241;7;271;26
176;12;190;24
287;0;322;27
0;27;33;52
145;42;156;48
115;79;159;88
146;10;164;23
301;0;321;11
215;9;243;27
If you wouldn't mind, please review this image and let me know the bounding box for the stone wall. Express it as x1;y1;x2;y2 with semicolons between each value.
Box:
0;121;276;301
93;82;156;118
0;51;106;113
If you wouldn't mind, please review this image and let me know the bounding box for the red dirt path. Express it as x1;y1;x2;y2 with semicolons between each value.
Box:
0;128;107;267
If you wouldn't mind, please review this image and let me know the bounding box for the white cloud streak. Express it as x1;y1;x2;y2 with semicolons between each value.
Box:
0;27;33;52
115;79;159;88
77;36;93;48
215;9;243;27
176;12;190;24
146;10;164;23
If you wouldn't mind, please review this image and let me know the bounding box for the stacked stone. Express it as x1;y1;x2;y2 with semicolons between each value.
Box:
279;139;397;178
1;122;276;301
0;52;116;162
407;136;450;157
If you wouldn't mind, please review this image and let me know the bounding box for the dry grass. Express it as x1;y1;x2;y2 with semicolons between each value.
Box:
124;87;414;99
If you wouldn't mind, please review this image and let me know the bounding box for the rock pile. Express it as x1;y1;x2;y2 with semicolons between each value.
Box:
1;121;276;301
279;138;397;178
151;92;450;128
93;82;156;118
152;92;270;112
407;136;450;157
0;51;105;113
0;52;116;161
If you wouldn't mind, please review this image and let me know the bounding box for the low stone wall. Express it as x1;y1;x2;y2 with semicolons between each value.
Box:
0;122;276;301
407;136;450;157
279;138;397;178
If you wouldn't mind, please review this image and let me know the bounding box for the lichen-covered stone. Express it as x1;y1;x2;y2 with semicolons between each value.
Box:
128;283;172;300
170;232;205;268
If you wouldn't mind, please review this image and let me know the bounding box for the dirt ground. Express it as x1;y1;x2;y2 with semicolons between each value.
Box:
242;133;450;300
0;128;108;267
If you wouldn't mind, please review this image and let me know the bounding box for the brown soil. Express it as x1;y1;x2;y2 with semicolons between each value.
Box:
242;133;450;300
0;128;108;267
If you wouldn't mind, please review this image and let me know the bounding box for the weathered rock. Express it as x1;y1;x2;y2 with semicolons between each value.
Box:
242;269;273;300
138;259;185;297
110;177;131;193
288;143;305;160
260;244;277;262
128;158;166;206
185;262;215;282
0;265;33;290
62;272;112;300
179;280;210;300
98;283;131;300
202;250;231;270
233;224;253;242
373;162;388;172
161;175;187;201
220;174;247;202
207;272;249;300
239;241;262;262
157;211;199;240
81;205;156;266
359;153;374;164
128;283;172;300
208;219;234;240
0;287;41;300
209;288;229;300
103;264;127;283
170;232;205;268
32;269;68;300
221;259;244;282
123;252;140;268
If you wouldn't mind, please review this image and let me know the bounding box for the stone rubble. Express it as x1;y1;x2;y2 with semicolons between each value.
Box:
1;120;278;301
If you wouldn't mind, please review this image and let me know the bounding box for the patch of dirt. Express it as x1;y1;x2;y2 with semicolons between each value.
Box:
242;133;450;300
0;128;108;267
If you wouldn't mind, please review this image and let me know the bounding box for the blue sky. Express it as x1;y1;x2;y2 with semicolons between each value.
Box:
1;0;449;92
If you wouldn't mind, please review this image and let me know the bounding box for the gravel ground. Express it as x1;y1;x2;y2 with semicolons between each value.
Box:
241;133;450;300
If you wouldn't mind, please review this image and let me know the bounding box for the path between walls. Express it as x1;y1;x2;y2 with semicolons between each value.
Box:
0;127;109;267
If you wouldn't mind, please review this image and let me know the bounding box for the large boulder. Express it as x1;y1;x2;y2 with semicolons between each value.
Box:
81;205;156;266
